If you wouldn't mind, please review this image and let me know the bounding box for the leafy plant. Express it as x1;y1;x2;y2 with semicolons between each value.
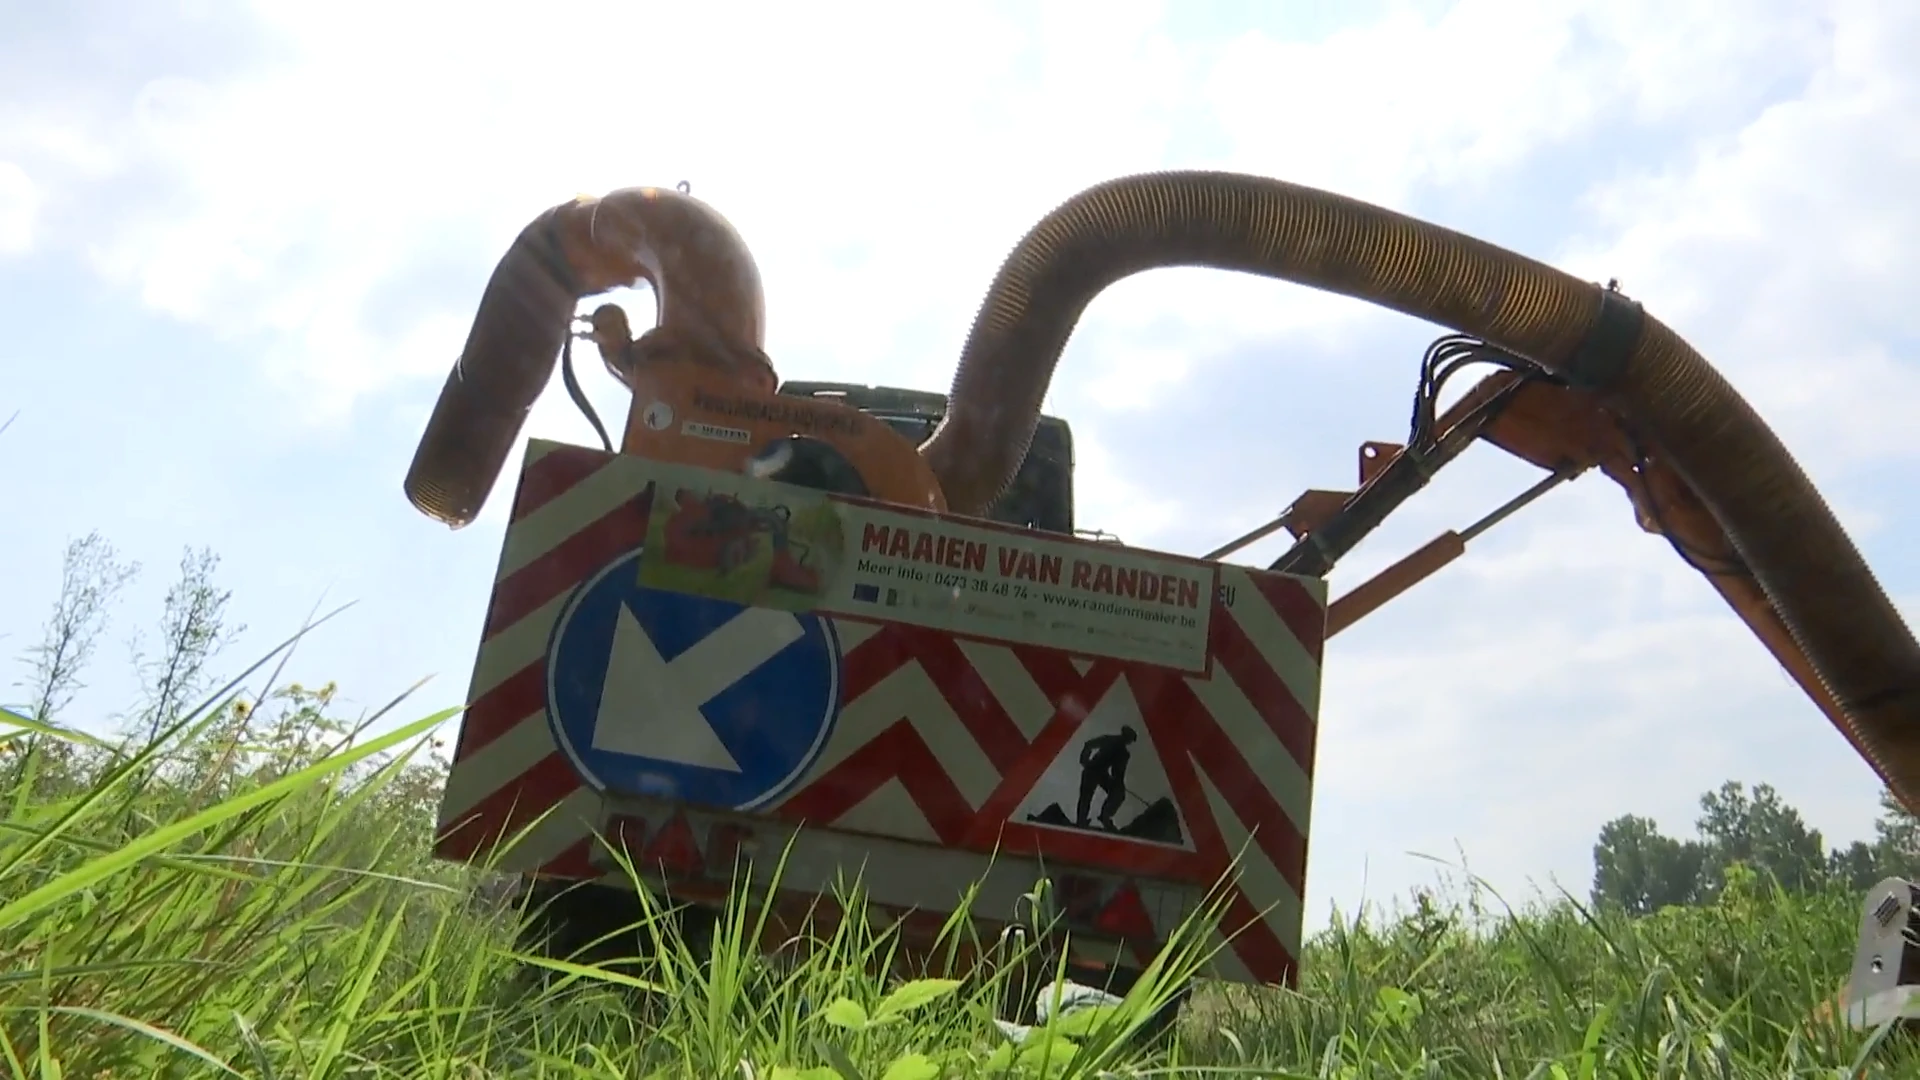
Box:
4;542;1918;1076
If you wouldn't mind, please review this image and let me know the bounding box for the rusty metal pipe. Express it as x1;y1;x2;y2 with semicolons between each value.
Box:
1323;464;1578;639
404;187;769;528
922;169;1920;808
1202;516;1291;562
1325;533;1466;640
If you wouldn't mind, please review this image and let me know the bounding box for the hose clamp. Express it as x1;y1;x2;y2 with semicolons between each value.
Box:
1562;280;1644;391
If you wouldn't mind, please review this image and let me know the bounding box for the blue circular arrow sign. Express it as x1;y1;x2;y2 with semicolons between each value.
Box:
545;550;841;810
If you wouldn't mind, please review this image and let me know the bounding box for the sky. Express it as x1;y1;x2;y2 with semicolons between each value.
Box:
4;0;1919;931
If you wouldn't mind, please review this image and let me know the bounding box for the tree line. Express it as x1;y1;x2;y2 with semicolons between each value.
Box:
1591;779;1920;915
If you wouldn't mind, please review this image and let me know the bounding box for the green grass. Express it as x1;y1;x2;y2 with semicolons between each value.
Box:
4;667;1919;1078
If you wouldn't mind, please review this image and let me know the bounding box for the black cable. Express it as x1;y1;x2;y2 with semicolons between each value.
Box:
1406;334;1546;451
530;210;614;455
1622;430;1750;578
560;329;614;454
1394;331;1744;581
1414;336;1516;441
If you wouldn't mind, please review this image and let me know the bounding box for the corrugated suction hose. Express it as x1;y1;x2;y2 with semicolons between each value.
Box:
916;169;1920;805
405;187;769;529
404;206;578;528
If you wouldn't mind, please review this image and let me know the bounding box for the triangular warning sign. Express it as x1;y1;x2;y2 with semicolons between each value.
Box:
1010;681;1191;849
642;814;703;875
1093;882;1157;941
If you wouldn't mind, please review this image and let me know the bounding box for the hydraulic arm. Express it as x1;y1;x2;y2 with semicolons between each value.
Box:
1213;361;1895;792
924;170;1920;812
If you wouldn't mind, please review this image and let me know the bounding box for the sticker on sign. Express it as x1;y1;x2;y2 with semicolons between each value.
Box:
560;456;1214;672
826;504;1215;673
681;420;752;445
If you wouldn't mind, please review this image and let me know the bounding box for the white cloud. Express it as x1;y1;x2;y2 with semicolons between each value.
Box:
1069;0;1920;914
0;162;38;255
6;0;1823;421
1435;28;1920;901
1558;0;1920;479
9;0;1181;410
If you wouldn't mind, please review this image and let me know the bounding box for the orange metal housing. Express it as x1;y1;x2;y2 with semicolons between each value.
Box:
619;359;946;513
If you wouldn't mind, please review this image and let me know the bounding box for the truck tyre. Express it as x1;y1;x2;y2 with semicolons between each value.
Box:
512;877;719;986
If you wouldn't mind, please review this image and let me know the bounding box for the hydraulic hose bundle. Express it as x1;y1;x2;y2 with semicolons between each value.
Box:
404;170;1920;811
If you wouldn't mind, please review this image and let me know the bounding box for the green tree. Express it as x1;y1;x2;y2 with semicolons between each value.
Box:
1693;780;1827;897
1590;814;1708;915
1595;783;1920;915
1869;787;1920;879
1827;839;1881;892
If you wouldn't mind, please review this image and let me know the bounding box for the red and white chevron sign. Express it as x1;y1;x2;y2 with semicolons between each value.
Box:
435;439;1326;986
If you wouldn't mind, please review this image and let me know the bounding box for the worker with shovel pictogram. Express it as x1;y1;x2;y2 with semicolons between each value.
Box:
1075;725;1138;832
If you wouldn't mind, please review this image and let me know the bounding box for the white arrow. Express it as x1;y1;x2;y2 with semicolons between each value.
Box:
590;602;807;771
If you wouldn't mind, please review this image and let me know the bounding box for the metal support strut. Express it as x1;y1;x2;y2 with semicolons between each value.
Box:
1323;462;1581;639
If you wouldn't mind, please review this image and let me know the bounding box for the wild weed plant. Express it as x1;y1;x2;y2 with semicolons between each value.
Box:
2;640;1918;1077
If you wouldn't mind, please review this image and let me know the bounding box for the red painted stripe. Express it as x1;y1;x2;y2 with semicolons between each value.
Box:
1148;708;1228;866
839;624;912;701
539;836;598;880
901;629;1030;774
642;814;704;875
1246;572;1327;665
1131;667;1307;897
482;496;651;641
836;625;1030;775
1218;885;1299;985
777;721;976;845
992;822;1209;880
1183;715;1309;897
433;751;580;864
455;660;546;760
1018;648;1109;712
510;444;618;524
1094;883;1158;942
1209;608;1317;773
1139;699;1300;984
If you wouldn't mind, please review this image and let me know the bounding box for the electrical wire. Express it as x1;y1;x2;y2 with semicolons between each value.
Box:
560;327;614;454
1622;429;1751;578
1403;332;1745;578
533;211;615;455
1406;333;1548;451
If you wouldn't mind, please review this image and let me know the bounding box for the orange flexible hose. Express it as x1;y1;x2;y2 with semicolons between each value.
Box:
405;187;768;528
919;170;1920;807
